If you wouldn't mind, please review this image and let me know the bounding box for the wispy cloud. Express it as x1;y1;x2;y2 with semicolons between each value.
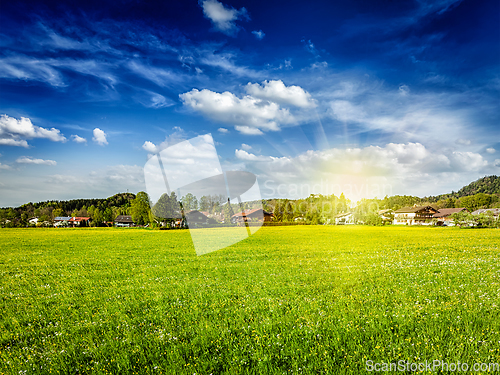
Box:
16;156;57;166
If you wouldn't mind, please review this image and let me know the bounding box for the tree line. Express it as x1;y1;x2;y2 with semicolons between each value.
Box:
1;189;499;228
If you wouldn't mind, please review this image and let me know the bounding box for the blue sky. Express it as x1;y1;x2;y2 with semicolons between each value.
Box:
0;0;499;206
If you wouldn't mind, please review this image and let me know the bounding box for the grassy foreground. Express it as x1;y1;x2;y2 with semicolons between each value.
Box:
1;226;499;374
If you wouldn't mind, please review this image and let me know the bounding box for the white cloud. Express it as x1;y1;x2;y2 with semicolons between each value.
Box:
252;30;265;40
235;149;268;161
234;126;264;135
0;163;11;170
230;142;493;201
16;156;57;166
245;80;316;108
180;88;294;133
71;135;87;143
486;147;496;154
0;114;66;147
200;0;248;36
218;127;229;134
495;159;500;167
241;143;252;150
142;141;158;153
92;128;108;146
0;139;29;148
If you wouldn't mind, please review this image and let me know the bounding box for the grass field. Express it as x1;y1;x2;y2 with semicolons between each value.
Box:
1;226;499;374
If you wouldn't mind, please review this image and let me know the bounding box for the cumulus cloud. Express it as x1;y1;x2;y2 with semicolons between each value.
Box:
241;143;252;150
218;127;229;134
0;163;11;170
235;149;268;161
486;147;496;154
16;156;57;166
200;0;248;36
0;114;66;147
245;80;316;108
92;128;108;146
0;139;29;147
71;135;87;143
142;141;158;153
180;88;294;133
180;81;315;134
230;142;493;201
252;30;265;40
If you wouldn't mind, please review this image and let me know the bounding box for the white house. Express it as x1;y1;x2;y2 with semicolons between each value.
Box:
393;205;438;225
335;212;355;225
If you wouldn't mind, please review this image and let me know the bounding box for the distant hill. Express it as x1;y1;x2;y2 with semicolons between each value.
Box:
426;175;500;202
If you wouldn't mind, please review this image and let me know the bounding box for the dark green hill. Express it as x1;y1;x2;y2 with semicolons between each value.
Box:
426;175;500;202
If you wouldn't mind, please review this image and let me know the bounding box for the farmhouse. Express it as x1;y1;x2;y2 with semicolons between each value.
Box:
232;208;273;223
393;205;438;225
68;217;91;227
115;215;134;227
53;216;72;227
185;210;210;226
335;212;355;225
433;208;468;226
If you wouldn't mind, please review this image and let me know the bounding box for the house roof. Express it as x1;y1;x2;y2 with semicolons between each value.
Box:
69;217;91;222
232;208;272;217
433;208;467;218
115;215;134;223
54;216;72;221
394;206;438;213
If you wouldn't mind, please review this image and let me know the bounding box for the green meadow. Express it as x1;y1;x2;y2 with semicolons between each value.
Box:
1;226;499;374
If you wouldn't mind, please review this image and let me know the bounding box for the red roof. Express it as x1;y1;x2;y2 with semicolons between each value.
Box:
69;217;91;222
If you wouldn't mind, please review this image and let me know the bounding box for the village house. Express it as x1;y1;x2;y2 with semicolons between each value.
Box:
433;208;468;226
184;210;210;227
232;208;273;224
68;217;91;227
114;215;135;227
393;205;438;225
335;212;355;225
53;216;72;227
